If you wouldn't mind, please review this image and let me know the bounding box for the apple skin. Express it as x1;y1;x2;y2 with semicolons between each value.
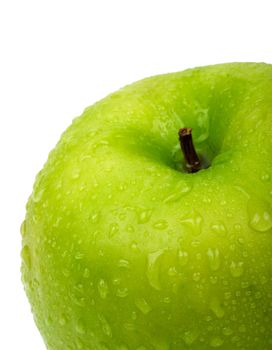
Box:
21;63;272;350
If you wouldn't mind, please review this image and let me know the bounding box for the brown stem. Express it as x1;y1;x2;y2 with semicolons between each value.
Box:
178;128;201;173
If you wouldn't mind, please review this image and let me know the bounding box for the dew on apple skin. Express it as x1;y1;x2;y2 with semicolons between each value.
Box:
180;211;203;236
210;336;224;347
210;297;225;318
162;182;191;204
20;220;27;237
146;250;164;290
247;197;272;232
137;209;153;224
207;248;221;271
98;279;109;299
32;187;44;203
230;261;244;277
222;327;233;336
192;272;201;282
153;220;168;230
118;259;130;269
83;267;90;278
75;319;86;334
182;329;199;346
98;314;112;338
109;223;119;237
135;297;152;314
21;244;31;269
178;250;189;266
116;287;129;298
211;223;227;235
260;173;270;182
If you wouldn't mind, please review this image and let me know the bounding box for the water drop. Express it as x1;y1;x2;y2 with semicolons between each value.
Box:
222;327;233;336
210;336;224;347
76;320;86;334
32;187;44;203
248;197;272;232
163;182;191;203
98;314;112;337
207;248;220;271
261;173;270;182
192;272;201;282
178;250;189;266
182;329;199;346
153;220;168;230
137;209;152;224
211;223;226;235
83;268;90;278
210;297;225;318
230;261;244;277
20;220;27;237
135;298;152;314
146;250;164;290
98;279;109;299
90;211;100;224
118;259;130;269
180;211;203;236
21;245;31;269
116;288;129;298
75;252;84;260
109;223;119;237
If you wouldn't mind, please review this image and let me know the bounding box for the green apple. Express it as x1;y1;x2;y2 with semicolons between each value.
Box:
21;63;272;350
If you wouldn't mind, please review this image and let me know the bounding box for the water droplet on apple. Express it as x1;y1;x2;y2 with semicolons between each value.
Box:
178;250;189;266
20;220;27;237
182;329;199;346
192;272;201;282
207;248;220;271
211;222;226;235
137;209;152;224
222;327;233;336
32;187;44;203
230;261;244;277
146;250;164;290
98;314;112;337
118;259;130;269
163;182;191;203
98;279;109;299
210;297;225;318
76;320;86;334
261;173;270;182
116;287;129;298
109;223;119;237
210;336;224;347
180;210;203;236
135;298;152;314
90;211;100;224
83;267;90;278
153;220;168;230
21;245;31;269
247;197;272;232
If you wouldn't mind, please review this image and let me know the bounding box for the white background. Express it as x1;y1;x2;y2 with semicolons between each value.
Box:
0;0;271;349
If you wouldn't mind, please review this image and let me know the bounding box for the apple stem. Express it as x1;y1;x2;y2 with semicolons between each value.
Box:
178;128;201;173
